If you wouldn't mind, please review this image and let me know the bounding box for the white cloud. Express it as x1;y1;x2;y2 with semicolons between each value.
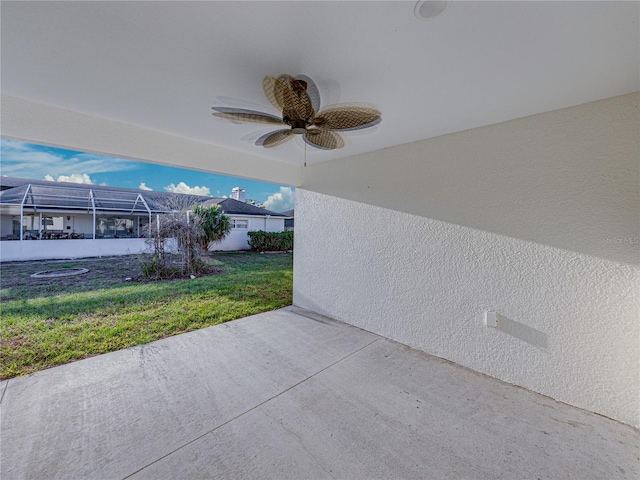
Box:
263;186;295;212
0;139;137;179
164;182;211;196
44;173;95;184
139;182;153;191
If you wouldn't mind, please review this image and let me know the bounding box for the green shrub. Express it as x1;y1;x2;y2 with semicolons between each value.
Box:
247;230;293;252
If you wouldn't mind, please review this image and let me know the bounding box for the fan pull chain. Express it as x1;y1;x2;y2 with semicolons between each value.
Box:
304;139;307;167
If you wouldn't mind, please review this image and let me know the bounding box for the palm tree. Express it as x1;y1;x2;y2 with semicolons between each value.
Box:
192;204;230;250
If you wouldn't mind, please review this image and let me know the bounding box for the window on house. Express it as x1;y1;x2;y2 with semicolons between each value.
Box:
95;215;136;238
231;219;248;229
42;216;64;231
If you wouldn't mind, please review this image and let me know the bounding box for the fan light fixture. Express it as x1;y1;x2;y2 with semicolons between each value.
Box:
212;74;381;151
414;1;448;20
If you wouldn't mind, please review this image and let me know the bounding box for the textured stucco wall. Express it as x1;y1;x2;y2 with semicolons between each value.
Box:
294;94;640;427
302;93;639;266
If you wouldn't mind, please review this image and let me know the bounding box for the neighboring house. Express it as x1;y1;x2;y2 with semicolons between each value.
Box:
281;209;294;230
200;197;286;251
0;176;286;261
204;186;288;250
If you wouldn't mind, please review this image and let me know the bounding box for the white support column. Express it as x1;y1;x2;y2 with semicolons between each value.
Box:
19;184;31;241
90;189;96;240
137;194;153;238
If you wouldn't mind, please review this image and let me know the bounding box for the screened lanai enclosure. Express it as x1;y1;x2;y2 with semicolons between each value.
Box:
0;183;169;241
0;177;288;261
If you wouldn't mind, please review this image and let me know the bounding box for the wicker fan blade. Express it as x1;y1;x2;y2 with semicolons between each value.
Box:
338;117;382;132
274;74;314;121
304;129;345;150
274;75;295;117
262;76;283;112
296;75;321;112
292;84;315;119
255;129;295;148
212;107;284;125
313;104;381;131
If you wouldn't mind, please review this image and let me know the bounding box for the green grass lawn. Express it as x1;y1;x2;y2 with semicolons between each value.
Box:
0;252;293;379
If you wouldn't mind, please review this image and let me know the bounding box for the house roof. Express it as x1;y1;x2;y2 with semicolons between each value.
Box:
1;2;637;170
202;198;286;217
0;177;285;217
0;176;161;197
0;178;171;213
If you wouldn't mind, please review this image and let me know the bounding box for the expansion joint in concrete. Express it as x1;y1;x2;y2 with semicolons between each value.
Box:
0;381;8;404
122;337;381;479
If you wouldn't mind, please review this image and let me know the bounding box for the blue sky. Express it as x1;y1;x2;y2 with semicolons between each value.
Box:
0;139;295;212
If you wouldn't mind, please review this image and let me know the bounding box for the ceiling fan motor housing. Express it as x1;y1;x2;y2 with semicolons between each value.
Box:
289;119;308;134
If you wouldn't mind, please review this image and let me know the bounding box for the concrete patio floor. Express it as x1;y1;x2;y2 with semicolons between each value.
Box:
1;307;638;479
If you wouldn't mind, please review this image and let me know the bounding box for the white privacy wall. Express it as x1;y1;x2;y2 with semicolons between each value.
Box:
294;93;639;427
0;238;174;262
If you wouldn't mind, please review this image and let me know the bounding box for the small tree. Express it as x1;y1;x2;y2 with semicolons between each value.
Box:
141;212;202;278
140;202;230;278
192;204;231;250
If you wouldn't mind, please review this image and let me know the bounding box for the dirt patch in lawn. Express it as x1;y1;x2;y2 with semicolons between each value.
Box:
2;255;141;287
1;255;229;303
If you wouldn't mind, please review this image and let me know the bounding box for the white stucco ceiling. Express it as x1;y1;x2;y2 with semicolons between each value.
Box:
1;1;638;167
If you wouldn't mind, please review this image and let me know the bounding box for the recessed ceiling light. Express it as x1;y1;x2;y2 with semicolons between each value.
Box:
414;1;448;20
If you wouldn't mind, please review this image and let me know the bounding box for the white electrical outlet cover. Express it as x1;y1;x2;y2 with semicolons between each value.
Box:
485;311;498;328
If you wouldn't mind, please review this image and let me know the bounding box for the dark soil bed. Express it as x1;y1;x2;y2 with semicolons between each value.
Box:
0;255;221;302
1;256;141;292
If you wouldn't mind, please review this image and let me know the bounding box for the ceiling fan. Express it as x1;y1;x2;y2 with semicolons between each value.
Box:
212;74;381;150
